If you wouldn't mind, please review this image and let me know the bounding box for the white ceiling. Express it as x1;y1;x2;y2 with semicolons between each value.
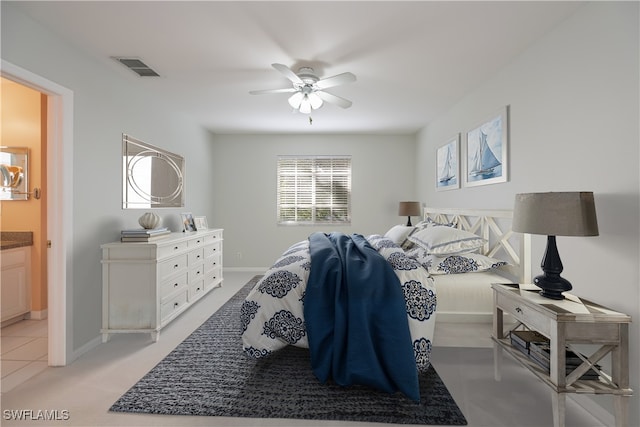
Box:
11;1;584;134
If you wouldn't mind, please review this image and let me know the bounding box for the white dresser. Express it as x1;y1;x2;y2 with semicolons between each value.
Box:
101;229;223;342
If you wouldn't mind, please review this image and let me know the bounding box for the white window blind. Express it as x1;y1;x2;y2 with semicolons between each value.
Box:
277;156;352;225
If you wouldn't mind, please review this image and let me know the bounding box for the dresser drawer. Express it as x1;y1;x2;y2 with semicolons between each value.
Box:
188;235;206;247
189;263;205;283
205;267;223;289
204;242;222;259
204;253;221;273
159;272;188;300
157;240;188;259
160;289;188;323
188;279;206;301
159;254;188;279
496;292;551;336
205;231;222;243
188;248;204;264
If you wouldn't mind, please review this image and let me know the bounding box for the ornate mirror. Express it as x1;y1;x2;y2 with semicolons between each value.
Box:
122;134;185;209
1;147;29;201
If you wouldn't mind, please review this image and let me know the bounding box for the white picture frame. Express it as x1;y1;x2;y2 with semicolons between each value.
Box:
436;134;460;191
464;106;509;187
194;216;208;230
181;212;197;232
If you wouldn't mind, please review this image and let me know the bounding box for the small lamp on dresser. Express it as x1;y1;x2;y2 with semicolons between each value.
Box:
398;201;421;226
512;191;599;300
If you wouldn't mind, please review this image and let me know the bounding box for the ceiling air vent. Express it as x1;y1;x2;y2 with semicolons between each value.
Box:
113;57;160;77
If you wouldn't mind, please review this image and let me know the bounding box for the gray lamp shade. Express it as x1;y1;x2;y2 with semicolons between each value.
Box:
512;192;599;237
398;201;421;217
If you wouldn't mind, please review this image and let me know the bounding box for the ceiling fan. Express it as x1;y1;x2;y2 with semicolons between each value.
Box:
250;63;356;114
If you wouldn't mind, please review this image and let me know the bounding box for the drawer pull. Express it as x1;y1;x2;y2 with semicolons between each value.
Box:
174;264;179;269
174;246;179;250
516;307;523;313
174;302;179;308
173;283;179;288
196;254;201;259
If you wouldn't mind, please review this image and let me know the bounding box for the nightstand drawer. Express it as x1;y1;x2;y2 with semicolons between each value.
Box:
496;291;551;336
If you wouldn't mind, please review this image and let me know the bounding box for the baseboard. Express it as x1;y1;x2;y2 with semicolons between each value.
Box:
435;311;493;323
29;309;48;320
224;267;268;273
68;335;102;365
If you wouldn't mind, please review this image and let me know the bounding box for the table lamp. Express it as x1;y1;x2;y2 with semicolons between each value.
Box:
398;201;421;226
512;192;599;300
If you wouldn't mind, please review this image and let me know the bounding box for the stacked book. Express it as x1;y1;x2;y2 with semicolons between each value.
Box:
510;330;600;380
121;227;171;242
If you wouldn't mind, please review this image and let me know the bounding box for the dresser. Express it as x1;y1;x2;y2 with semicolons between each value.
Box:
101;229;223;342
492;283;632;427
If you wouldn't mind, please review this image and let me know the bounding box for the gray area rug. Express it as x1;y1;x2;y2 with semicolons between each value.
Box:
110;276;467;425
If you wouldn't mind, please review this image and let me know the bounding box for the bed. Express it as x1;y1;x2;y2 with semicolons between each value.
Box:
240;207;530;400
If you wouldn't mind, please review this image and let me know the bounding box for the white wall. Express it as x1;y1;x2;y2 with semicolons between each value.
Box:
211;134;416;268
1;4;218;352
417;2;639;423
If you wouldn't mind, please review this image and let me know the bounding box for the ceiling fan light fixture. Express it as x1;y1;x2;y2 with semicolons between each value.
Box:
308;92;323;110
251;63;355;114
299;95;312;114
288;92;304;109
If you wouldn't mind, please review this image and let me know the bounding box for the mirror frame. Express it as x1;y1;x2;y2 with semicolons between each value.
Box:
0;146;29;201
122;134;185;209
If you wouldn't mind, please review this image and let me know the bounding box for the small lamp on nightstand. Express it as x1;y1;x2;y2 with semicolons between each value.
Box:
398;201;421;226
512;192;599;300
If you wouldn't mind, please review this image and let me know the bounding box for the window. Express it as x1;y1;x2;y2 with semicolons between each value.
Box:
277;156;351;225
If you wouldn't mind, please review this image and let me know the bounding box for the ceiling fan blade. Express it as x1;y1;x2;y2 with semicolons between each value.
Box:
315;72;356;90
272;63;303;84
316;91;352;109
249;88;297;95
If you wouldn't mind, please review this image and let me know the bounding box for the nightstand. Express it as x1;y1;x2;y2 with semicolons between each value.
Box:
491;283;632;427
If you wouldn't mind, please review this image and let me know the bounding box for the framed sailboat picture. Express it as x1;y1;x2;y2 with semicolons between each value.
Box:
436;135;460;191
464;106;508;187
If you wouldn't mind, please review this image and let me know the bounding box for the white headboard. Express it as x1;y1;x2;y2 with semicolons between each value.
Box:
423;207;532;283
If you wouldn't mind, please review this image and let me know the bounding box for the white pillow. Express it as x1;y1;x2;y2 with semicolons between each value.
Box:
384;225;415;245
407;225;486;255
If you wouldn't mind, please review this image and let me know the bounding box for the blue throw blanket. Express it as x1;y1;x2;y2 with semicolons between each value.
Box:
304;232;420;402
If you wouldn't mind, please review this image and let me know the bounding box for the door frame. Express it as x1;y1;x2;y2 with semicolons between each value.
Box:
2;60;73;366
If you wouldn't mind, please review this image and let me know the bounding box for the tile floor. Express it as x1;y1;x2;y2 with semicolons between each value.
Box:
0;271;610;426
1;318;48;393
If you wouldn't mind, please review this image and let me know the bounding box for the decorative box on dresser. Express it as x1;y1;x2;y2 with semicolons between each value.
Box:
101;229;223;342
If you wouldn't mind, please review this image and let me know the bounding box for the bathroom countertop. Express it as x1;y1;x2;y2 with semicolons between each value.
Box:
0;231;33;250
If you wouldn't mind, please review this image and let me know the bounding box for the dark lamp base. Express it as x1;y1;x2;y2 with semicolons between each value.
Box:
533;274;572;300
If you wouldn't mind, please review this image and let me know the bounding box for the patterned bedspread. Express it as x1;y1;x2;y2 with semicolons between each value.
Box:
241;234;437;376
